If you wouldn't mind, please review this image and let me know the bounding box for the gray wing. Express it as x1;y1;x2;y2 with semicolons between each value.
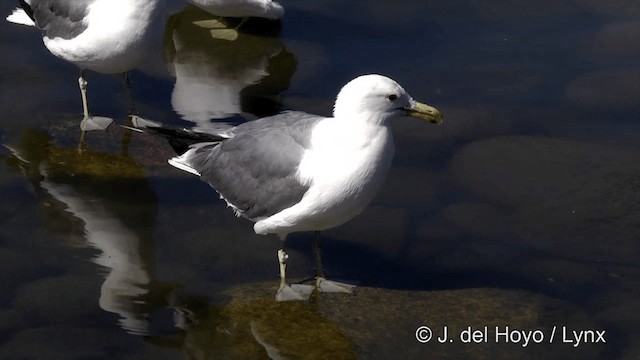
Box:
187;112;324;219
22;0;91;39
230;111;322;148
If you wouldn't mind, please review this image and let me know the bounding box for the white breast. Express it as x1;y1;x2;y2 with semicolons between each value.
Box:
254;118;395;236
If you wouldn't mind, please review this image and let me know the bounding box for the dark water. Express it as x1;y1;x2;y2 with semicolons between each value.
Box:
1;1;639;359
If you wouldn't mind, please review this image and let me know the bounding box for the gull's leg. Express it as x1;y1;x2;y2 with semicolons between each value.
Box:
275;239;313;302
313;231;324;278
313;232;357;294
277;248;288;291
79;71;90;120
120;72;134;156
76;71;88;153
122;72;157;129
123;72;138;117
78;70;113;132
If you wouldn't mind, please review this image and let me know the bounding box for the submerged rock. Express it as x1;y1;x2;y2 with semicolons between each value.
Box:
206;282;606;359
451;135;640;263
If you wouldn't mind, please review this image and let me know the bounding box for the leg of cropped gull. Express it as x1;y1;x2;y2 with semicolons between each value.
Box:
79;71;90;120
275;238;313;302
120;72;136;155
78;71;113;132
313;232;324;278
123;72;138;117
313;232;356;294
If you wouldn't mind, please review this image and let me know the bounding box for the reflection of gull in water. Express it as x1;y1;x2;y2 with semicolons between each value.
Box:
166;7;295;130
137;75;442;301
6;0;165;131
188;0;284;19
4;131;157;335
40;172;151;335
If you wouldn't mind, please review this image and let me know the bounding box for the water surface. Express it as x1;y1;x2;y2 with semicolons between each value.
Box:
0;1;638;359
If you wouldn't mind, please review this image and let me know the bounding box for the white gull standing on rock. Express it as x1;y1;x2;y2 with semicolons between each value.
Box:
6;0;165;131
160;74;443;301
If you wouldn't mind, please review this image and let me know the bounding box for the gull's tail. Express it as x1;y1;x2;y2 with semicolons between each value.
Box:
149;126;227;156
168;142;220;177
123;117;231;155
6;7;35;26
124;117;241;176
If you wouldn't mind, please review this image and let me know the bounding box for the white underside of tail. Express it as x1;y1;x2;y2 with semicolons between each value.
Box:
168;141;223;177
168;156;201;176
6;8;35;26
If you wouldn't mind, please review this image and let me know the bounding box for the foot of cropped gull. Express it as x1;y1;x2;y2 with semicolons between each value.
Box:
136;74;442;301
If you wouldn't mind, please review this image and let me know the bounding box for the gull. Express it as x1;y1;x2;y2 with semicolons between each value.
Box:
6;0;165;131
164;74;442;301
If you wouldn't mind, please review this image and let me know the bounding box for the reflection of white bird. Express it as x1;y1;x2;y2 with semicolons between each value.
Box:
187;0;284;20
169;33;279;127
41;173;152;334
4;136;155;335
167;7;289;130
6;0;165;131
163;75;443;301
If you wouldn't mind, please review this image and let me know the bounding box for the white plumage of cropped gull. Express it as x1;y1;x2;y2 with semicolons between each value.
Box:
167;74;442;301
6;0;164;131
187;0;284;20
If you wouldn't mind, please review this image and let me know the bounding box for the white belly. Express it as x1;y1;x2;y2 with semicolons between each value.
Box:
43;0;161;74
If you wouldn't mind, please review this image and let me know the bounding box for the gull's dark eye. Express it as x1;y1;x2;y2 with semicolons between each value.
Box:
387;94;398;101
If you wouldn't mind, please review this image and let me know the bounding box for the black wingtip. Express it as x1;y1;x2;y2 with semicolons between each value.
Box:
130;125;227;155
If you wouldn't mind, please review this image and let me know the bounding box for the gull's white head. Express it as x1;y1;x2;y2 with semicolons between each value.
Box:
333;74;442;125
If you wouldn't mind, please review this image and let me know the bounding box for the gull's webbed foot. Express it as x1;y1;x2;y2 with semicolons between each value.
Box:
275;284;314;302
80;116;113;131
316;277;356;294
